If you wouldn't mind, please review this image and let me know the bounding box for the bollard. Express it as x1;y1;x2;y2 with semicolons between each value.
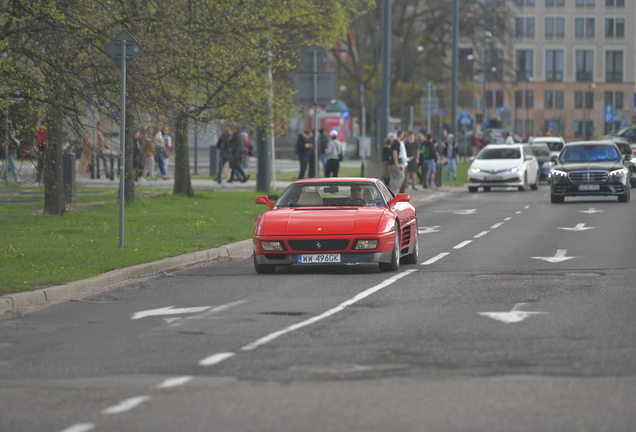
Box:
208;145;218;178
62;152;76;203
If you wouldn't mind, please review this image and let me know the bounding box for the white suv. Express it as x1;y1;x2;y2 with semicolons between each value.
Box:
531;136;566;158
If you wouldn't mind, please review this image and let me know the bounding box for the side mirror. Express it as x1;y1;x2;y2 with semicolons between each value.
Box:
255;195;275;209
388;193;410;207
549;155;558;163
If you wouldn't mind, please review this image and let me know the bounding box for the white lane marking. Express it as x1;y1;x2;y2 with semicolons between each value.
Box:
479;303;547;324
515;211;522;214
531;249;576;263
504;217;512;221
436;209;477;215
580;207;603;214
418;226;440;234
524;206;530;209
453;240;472;249
490;222;504;229
421;253;450;265
559;223;595;231
239;270;418;352
157;376;193;388
187;300;247;319
199;352;235;366
59;424;95;432
102;396;151;415
474;230;490;238
132;306;211;320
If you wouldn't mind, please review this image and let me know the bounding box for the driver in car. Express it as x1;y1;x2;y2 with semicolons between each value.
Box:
349;186;376;206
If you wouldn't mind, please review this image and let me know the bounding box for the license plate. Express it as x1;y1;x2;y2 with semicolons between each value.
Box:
297;254;341;264
484;176;502;181
579;184;600;191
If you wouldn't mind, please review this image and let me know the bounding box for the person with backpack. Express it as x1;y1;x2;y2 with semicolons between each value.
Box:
420;132;438;188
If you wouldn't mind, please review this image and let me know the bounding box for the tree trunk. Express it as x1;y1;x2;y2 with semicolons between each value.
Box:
43;111;65;215
172;114;193;197
124;110;135;203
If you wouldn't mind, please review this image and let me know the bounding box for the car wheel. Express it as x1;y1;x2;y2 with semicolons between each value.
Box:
530;171;539;190
518;174;527;191
468;186;478;193
401;224;419;265
550;193;564;204
483;186;491;192
618;188;630;202
379;224;400;272
253;254;276;274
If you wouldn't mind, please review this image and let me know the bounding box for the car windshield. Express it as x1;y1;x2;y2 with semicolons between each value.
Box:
529;145;550;158
477;147;521;160
274;182;386;208
560;145;620;163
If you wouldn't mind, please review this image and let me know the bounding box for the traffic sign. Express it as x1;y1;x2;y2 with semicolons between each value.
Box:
340;109;350;121
459;109;472;126
621;113;627;127
292;72;337;105
437;109;448;116
604;104;615;124
301;45;328;72
572;121;579;131
104;29;143;68
420;96;439;113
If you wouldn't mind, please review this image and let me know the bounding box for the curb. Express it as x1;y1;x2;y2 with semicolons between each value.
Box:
0;239;254;315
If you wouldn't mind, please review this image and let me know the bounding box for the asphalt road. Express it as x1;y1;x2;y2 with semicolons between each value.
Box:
1;184;636;432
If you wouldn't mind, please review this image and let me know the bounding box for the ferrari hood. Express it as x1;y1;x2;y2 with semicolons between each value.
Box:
260;208;387;235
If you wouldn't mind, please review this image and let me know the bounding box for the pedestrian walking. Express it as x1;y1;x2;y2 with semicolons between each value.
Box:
404;130;420;191
443;133;458;181
389;131;406;193
295;129;315;179
420;132;438;188
215;129;232;183
324;130;343;177
3;132;22;183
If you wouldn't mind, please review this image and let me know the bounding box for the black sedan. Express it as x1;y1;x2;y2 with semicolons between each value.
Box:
550;141;631;203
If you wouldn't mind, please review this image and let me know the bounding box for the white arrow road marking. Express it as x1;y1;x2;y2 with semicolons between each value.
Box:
559;223;595;231
102;396;151;414
132;306;211;320
157;376;193;389
479;303;547;324
59;424;95;432
580;207;603;214
418;226;440;234
436;209;477;215
532;249;576;263
421;252;450;265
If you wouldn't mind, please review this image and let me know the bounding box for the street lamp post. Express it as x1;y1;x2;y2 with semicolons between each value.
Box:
482;30;492;123
526;76;533;135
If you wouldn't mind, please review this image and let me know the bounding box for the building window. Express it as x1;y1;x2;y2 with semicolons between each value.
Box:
605;0;624;5
547;0;554;4
525;91;534;108
525;120;534;136
526;18;535;36
486;50;504;81
516;91;523;108
557;0;564;5
516;50;533;81
606;18;625;37
576;50;593;81
575;18;595;37
575;91;583;108
546;50;563;81
574;121;583;137
586;19;595;36
516;18;524;36
496;91;504;107
556;18;565;36
606;51;623;82
515;120;523;135
555;91;564;108
605;92;613;105
585;91;594;109
546;18;554;36
545;91;553;108
576;0;595;5
486;91;493;108
616;92;623;109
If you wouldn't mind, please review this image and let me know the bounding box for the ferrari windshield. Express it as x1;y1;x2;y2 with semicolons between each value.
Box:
477;147;521;160
274;182;386;208
560;145;620;163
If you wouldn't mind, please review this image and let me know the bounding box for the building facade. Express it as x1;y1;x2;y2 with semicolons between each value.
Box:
480;0;634;141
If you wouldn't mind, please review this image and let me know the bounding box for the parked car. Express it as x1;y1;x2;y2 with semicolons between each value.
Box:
604;126;636;154
531;136;566;158
606;138;636;187
467;144;540;192
549;140;630;203
525;143;553;182
253;178;418;273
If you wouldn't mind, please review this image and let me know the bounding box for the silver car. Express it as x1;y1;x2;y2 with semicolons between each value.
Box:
467;144;540;193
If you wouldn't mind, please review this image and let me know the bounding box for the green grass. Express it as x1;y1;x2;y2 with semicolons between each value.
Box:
0;187;265;294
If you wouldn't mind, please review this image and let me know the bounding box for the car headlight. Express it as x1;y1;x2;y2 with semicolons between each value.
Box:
469;167;481;173
354;239;378;250
551;169;567;177
510;166;520;173
610;168;628;177
261;241;285;251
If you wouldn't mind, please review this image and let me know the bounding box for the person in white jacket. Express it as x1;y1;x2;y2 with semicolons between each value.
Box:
325;130;343;177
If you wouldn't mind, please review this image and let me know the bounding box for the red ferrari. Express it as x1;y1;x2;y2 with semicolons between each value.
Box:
253;178;418;273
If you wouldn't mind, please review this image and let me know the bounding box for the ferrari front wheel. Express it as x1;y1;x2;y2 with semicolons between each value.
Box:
379;224;400;272
253;254;276;274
